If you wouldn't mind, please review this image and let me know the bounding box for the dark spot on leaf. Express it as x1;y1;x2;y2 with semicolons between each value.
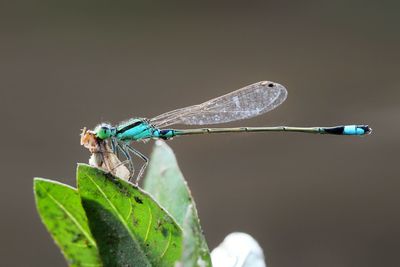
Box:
134;196;143;204
65;228;76;235
172;228;181;237
161;227;169;238
105;172;117;181
36;190;44;198
71;233;84;243
132;217;139;226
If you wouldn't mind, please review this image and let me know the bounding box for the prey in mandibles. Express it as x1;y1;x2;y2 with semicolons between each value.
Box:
80;128;131;181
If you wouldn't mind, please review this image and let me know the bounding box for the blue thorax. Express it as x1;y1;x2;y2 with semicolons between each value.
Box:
115;118;175;141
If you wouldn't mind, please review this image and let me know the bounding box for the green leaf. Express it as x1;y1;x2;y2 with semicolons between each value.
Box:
143;141;212;267
77;164;183;267
34;178;101;267
180;205;211;267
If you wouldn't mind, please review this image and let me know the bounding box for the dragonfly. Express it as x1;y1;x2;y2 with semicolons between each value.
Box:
82;81;371;183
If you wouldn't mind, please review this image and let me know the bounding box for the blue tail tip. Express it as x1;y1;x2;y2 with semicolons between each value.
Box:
344;125;372;135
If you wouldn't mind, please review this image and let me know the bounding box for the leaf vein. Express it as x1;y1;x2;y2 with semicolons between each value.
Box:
144;205;152;243
160;229;172;259
83;173;133;240
38;184;97;247
125;198;133;221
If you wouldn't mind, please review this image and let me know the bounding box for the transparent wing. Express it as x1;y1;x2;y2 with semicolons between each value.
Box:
150;81;287;128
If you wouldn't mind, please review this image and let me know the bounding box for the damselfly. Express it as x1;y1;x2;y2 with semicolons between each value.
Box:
82;81;371;183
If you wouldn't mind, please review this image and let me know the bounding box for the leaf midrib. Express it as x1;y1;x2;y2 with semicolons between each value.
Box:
84;172;167;265
82;171;176;264
38;183;97;247
83;172;135;240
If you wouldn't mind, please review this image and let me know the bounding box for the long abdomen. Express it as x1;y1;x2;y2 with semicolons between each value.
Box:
171;125;371;136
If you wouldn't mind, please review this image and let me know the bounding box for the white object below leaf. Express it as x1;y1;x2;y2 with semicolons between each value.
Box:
211;232;266;267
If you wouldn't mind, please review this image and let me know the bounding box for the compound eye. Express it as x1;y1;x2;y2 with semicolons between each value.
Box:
268;83;274;88
96;126;111;139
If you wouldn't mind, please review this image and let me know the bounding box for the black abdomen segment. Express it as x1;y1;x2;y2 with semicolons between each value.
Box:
154;129;176;140
323;125;371;135
323;126;346;135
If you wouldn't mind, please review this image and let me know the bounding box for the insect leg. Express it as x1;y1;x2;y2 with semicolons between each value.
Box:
124;144;149;184
106;143;133;176
116;142;135;181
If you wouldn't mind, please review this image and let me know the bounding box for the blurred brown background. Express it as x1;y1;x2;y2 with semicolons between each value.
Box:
1;1;399;266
